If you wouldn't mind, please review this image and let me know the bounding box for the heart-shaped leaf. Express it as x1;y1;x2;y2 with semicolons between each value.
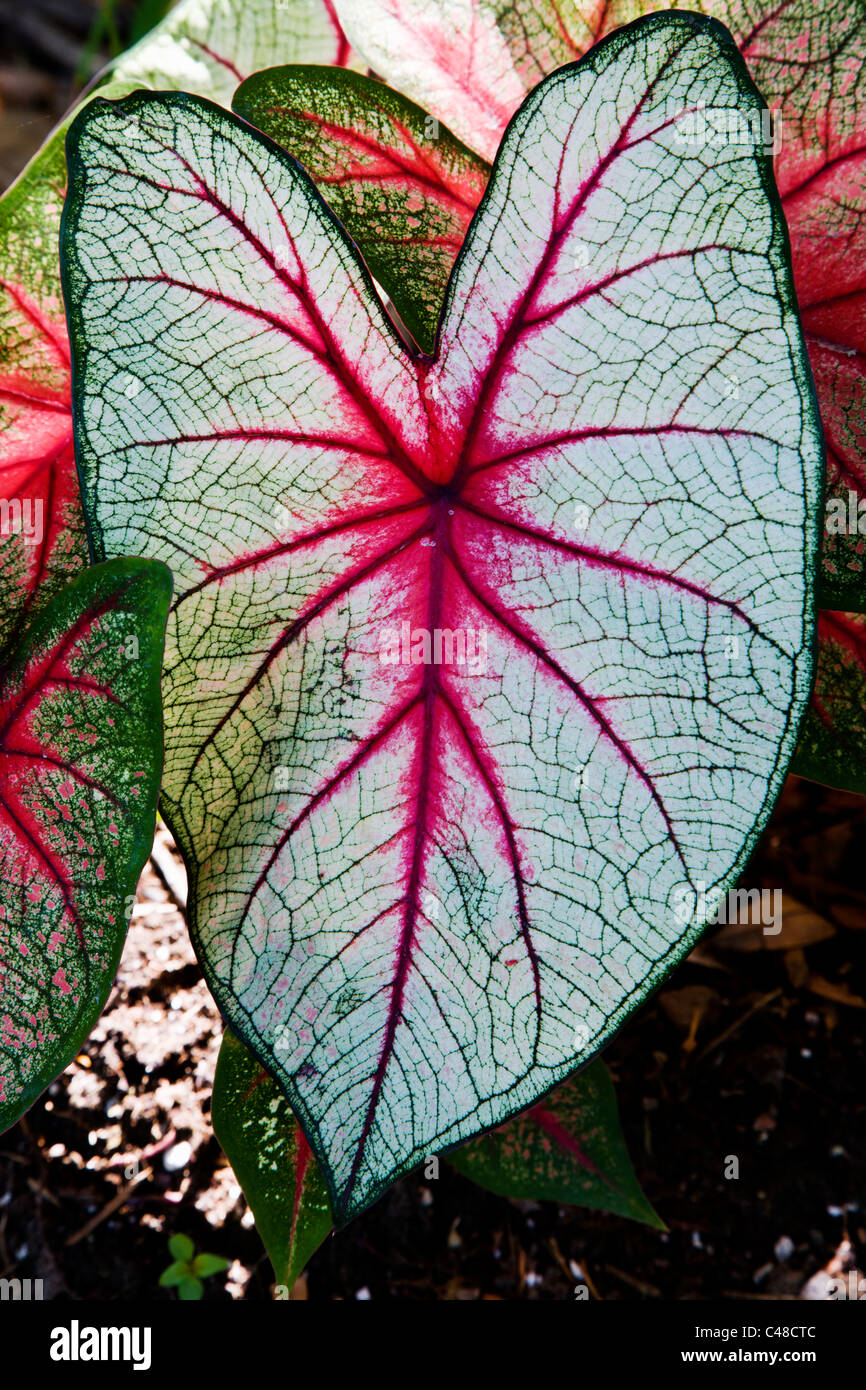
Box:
232;66;490;354
63;13;822;1220
0;0;354;664
336;0;866;613
792;613;866;794
213;1029;332;1290
449;1059;661;1225
0;557;171;1132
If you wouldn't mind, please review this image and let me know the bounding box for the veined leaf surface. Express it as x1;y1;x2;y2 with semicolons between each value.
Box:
792;613;866;795
232;66;490;354
63;14;822;1220
213;1029;332;1289
0;0;354;663
214;1033;655;1287
336;0;866;612
0;558;170;1131
449;1059;661;1224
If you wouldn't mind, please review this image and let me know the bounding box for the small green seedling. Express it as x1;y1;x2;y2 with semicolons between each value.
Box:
159;1234;229;1301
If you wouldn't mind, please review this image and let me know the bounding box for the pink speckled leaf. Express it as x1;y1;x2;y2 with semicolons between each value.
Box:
450;1058;661;1224
63;15;820;1221
792;611;866;794
0;558;170;1132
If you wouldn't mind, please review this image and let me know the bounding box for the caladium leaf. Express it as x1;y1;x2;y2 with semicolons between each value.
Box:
331;0;603;162
345;0;866;615
0;0;354;663
213;1029;332;1289
232;66;490;355
449;1058;661;1225
63;13;822;1220
792;613;866;794
0;557;171;1132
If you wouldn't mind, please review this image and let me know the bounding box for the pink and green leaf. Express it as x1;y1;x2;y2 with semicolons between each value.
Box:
449;1058;661;1225
0;557;171;1132
0;0;354;661
337;0;866;612
62;15;822;1220
213;1029;333;1289
232;66;490;354
215;1032;656;1283
792;611;866;794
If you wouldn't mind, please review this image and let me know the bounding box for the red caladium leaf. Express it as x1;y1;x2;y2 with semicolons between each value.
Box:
336;0;866;613
792;612;866;794
449;1058;661;1224
0;0;355;663
232;66;490;354
62;14;821;1220
0;558;171;1131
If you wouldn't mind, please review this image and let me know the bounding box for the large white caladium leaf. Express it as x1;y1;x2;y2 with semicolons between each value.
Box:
0;0;354;667
62;13;822;1220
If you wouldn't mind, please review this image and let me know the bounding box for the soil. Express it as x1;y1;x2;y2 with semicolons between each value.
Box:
1;3;864;1303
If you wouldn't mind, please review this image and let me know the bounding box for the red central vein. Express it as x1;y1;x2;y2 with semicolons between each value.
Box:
529;1102;610;1184
321;0;351;66
344;518;451;1204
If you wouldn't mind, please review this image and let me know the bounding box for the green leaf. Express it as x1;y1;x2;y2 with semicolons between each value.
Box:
63;15;822;1221
0;557;171;1132
232;66;489;354
159;1260;191;1287
177;1276;204;1300
0;0;354;666
213;1030;331;1288
191;1253;230;1278
792;612;866;793
168;1232;195;1263
449;1059;662;1226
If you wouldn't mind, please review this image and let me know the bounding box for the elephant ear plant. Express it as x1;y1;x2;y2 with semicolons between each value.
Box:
61;11;822;1227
